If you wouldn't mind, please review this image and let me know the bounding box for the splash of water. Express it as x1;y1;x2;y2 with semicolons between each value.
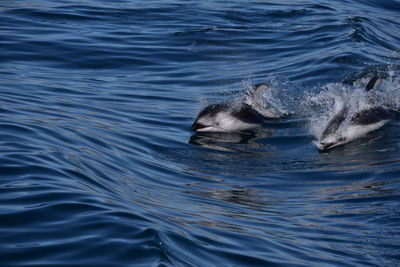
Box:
306;73;400;148
242;75;297;118
194;71;399;142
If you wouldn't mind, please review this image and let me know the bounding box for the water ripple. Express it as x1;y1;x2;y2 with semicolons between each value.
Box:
1;0;400;266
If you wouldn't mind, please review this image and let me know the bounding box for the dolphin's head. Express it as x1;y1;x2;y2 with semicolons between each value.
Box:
192;102;262;132
316;136;347;152
192;103;234;132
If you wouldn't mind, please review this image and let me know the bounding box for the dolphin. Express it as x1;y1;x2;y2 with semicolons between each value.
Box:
192;84;270;132
317;76;396;152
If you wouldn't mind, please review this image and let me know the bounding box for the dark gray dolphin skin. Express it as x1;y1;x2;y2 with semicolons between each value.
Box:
365;75;380;91
318;76;396;152
192;84;268;132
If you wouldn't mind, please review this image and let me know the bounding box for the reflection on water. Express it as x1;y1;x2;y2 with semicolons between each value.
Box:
189;127;275;152
186;185;273;211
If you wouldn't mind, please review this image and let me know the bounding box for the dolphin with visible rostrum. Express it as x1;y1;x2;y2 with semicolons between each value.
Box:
192;84;278;132
317;76;396;152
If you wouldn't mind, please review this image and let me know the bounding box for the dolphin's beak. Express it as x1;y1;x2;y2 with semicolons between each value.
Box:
317;142;338;153
192;122;226;132
192;122;205;131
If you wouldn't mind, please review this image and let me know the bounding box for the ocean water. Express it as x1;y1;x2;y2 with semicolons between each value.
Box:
1;0;400;266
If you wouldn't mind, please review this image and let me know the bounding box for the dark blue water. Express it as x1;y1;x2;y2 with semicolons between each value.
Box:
1;0;400;266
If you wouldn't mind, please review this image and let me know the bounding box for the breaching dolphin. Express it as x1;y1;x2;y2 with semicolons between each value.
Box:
317;76;396;152
192;84;276;132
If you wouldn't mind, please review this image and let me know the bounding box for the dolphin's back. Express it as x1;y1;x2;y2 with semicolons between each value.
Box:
351;107;396;125
231;104;264;124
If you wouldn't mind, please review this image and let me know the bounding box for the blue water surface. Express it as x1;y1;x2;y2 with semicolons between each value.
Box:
1;0;400;266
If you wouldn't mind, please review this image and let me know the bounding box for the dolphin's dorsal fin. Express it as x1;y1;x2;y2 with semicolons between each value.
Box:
365;76;380;91
253;83;269;94
245;83;269;99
